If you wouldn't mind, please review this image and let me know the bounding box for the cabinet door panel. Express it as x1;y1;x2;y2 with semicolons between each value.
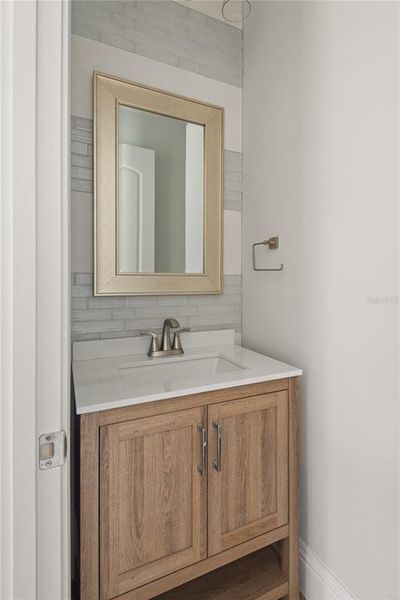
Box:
208;392;288;555
100;407;207;599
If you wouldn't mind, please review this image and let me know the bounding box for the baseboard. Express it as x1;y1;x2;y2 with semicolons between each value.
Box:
299;539;356;600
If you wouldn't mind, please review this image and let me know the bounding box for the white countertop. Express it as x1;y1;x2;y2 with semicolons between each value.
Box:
72;330;302;414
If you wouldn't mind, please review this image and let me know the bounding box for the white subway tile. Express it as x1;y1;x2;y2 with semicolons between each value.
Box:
75;273;93;285
88;297;125;308
71;320;124;333
224;210;242;275
71;309;112;321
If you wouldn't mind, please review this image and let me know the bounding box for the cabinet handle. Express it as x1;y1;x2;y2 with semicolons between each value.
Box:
212;421;222;472
197;425;207;476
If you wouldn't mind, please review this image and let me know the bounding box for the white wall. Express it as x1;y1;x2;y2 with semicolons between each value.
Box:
243;2;399;599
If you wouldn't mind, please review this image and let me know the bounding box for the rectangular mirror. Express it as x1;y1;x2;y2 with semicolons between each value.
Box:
94;72;223;295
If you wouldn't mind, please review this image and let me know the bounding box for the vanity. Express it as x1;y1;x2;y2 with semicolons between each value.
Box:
73;72;301;600
73;328;302;600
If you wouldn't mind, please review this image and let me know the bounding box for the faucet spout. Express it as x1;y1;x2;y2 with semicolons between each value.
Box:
161;318;180;351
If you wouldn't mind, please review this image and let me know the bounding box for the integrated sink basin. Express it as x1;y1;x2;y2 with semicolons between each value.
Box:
119;353;246;387
72;329;303;413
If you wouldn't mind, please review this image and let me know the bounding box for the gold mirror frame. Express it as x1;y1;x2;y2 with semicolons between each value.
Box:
94;72;223;296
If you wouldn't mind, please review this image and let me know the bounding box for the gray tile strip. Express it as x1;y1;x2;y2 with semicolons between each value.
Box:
71;0;243;87
71;273;241;341
71;116;93;193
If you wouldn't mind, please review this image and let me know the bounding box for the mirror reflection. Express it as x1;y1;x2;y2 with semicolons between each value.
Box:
118;104;204;274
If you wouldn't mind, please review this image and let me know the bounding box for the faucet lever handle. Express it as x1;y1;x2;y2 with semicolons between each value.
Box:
139;330;160;354
139;329;159;338
172;327;191;351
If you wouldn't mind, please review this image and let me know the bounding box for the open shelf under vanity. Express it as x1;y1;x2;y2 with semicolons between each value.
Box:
154;546;288;600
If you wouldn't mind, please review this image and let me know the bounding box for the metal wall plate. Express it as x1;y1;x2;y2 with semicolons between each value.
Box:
39;430;66;470
266;236;279;250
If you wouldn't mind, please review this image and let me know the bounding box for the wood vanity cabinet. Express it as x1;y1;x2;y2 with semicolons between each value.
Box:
80;378;299;600
100;407;207;598
207;392;288;556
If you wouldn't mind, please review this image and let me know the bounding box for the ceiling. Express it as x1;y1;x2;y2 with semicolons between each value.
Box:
174;0;243;29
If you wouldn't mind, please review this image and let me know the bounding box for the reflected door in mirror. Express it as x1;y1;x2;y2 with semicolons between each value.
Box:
118;105;204;274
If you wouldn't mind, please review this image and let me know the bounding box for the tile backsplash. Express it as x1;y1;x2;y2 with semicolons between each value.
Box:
71;274;241;342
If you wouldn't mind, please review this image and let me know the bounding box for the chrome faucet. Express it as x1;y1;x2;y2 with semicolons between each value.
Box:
140;318;190;358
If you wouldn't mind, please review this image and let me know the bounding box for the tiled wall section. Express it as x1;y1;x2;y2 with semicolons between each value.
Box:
71;115;243;210
71;274;241;341
71;116;93;193
224;149;242;212
70;114;242;341
71;0;242;87
71;1;243;343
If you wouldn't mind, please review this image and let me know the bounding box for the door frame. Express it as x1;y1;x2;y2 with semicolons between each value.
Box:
0;1;70;598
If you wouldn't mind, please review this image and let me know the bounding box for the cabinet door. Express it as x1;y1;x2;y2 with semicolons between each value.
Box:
100;407;207;600
208;392;288;556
